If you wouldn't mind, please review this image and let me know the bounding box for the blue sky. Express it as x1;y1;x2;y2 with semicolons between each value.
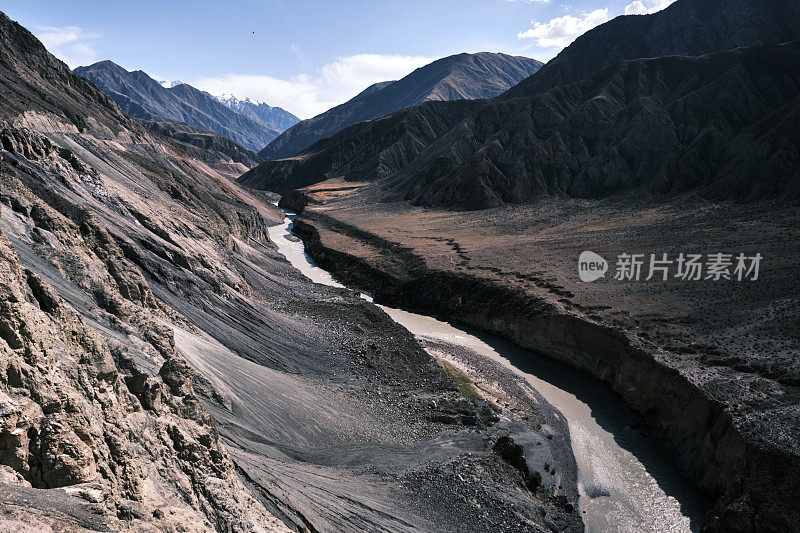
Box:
3;0;674;118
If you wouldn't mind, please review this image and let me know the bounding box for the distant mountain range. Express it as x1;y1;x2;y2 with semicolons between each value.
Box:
74;61;295;152
215;94;299;132
241;0;800;209
258;52;543;160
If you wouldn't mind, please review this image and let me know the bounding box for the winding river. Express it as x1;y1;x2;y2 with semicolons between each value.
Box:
268;208;709;532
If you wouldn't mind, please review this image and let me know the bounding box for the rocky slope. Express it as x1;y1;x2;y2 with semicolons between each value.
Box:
241;98;483;194
0;11;583;532
141;120;261;178
0;12;290;531
382;41;800;208
258;52;542;160
241;0;800;209
215;94;299;133
73;61;282;152
504;0;800;98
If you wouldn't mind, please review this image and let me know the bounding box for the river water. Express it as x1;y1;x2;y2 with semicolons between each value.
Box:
268;208;709;532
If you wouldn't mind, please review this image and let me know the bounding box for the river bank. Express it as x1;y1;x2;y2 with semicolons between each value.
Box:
284;195;800;532
271;207;710;531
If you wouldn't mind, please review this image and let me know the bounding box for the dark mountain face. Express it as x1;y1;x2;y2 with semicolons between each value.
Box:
257;52;543;160
240;99;482;193
242;0;800;209
74;61;281;151
383;42;800;208
215;94;300;132
504;0;800;99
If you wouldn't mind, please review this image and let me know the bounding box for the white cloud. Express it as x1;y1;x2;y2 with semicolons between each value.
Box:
192;53;433;119
517;9;612;49
624;0;676;15
35;26;100;68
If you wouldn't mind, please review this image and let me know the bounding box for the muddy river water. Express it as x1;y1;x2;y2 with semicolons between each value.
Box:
268;208;709;532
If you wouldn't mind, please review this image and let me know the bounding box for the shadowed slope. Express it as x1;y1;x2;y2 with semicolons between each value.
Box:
241;42;800;208
258;52;542;160
504;0;800;99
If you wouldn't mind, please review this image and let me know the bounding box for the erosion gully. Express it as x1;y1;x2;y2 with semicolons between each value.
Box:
268;208;709;532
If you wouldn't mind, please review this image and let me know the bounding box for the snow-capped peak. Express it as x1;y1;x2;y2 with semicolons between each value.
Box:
215;93;269;108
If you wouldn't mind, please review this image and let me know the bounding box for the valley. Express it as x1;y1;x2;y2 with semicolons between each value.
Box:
278;185;800;530
1;0;798;531
270;205;711;531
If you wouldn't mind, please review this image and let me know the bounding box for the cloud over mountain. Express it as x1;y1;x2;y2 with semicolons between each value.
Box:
193;53;433;119
34;25;99;67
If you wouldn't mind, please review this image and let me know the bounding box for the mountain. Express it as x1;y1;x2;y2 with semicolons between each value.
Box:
258;52;543;160
241;0;800;208
1;11;583;532
73;60;282;151
382;42;800;208
0;11;290;530
241;98;481;193
141;120;261;177
215;94;299;132
504;0;800;99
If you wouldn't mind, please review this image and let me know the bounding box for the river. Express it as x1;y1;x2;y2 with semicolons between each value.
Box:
268;208;709;532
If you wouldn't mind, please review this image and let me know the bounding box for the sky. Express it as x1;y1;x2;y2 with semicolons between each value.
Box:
4;0;675;118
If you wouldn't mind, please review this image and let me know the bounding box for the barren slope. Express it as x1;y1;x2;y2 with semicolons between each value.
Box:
0;12;582;532
285;189;800;532
258;52;542;160
242;41;800;209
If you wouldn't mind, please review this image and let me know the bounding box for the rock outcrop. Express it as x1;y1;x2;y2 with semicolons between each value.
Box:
0;206;287;532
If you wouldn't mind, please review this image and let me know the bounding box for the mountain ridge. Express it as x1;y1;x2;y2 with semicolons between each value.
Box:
73;60;284;151
241;0;800;209
214;94;300;132
258;52;543;160
503;0;800;99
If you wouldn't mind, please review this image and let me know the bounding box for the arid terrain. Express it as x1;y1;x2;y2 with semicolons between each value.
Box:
281;180;800;530
0;11;583;532
3;0;799;530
